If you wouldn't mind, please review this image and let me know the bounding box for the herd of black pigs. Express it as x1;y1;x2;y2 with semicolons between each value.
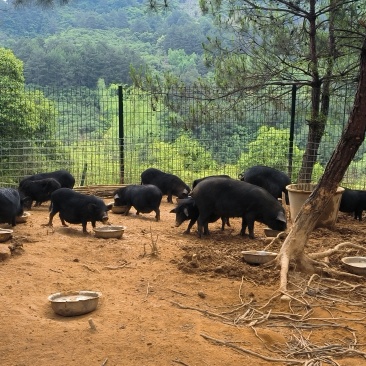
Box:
0;166;365;238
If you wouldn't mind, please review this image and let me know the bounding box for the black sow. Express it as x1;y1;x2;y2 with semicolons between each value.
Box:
141;168;190;203
19;178;61;209
239;165;291;204
0;188;24;226
47;188;113;233
339;188;366;221
113;184;163;221
192;174;231;189
190;177;287;239
170;196;230;234
19;169;75;190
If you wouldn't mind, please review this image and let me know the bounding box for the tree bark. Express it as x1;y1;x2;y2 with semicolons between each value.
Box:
279;35;366;292
298;0;323;183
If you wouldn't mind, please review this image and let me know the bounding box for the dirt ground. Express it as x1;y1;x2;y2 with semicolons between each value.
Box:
1;192;366;366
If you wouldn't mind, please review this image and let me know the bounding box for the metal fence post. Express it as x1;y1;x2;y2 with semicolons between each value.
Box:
118;85;125;184
288;84;297;181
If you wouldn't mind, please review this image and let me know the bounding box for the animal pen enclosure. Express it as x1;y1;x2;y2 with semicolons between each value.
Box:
0;83;364;188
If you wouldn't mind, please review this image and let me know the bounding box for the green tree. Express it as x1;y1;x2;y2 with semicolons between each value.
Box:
0;48;34;139
237;126;324;182
198;0;365;183
0;47;58;182
12;0;69;6
278;34;366;292
143;0;364;182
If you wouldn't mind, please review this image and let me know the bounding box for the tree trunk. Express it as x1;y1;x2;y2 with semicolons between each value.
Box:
297;0;323;183
297;0;337;184
297;116;325;183
279;35;366;292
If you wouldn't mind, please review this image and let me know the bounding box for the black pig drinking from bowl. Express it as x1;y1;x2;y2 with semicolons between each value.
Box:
19;178;61;209
47;188;113;233
0;188;24;227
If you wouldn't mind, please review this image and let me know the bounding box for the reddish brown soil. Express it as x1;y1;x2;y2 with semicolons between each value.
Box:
0;195;365;366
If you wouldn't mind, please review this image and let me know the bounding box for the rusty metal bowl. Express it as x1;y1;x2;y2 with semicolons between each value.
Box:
93;225;125;239
242;250;277;265
341;257;366;276
48;291;102;317
0;229;13;243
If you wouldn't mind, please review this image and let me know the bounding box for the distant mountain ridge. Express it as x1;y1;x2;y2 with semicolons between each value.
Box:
0;0;214;87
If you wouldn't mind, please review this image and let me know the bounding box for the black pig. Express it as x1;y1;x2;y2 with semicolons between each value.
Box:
239;165;291;204
19;169;75;190
190;177;287;239
339;188;366;221
47;188;113;233
170;197;229;234
192;174;231;189
0;188;24;226
141;168;190;203
113;184;162;221
19;178;61;209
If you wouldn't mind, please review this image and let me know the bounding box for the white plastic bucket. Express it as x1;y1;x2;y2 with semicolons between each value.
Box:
286;183;344;228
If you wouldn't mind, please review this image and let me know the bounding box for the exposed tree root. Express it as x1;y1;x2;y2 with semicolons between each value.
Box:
200;333;304;364
277;239;366;293
171;269;366;365
309;241;366;260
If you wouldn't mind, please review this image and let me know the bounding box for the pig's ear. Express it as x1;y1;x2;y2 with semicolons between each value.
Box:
170;207;177;213
276;211;286;223
106;203;113;211
87;203;97;211
114;193;119;199
183;208;189;217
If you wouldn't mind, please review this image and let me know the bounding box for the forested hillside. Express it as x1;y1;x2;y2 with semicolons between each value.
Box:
0;0;365;189
0;0;211;87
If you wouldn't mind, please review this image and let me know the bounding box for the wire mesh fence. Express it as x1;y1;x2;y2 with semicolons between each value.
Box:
0;83;364;189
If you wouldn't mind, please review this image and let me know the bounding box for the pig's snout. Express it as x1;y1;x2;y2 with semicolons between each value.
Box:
175;220;183;227
102;214;110;224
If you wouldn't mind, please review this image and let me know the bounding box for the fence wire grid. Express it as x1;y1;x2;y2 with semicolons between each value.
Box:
0;84;365;190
